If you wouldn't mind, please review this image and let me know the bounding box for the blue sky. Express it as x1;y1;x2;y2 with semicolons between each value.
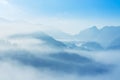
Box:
10;0;120;18
0;0;120;34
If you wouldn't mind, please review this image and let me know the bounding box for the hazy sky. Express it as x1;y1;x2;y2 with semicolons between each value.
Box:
0;0;120;34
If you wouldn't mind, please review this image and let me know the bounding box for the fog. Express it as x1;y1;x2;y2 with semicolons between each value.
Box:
0;34;120;80
0;51;120;80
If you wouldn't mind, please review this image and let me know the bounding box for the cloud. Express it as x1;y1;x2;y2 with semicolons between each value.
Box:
0;35;120;80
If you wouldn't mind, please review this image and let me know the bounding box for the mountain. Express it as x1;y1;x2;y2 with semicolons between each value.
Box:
75;26;100;41
95;26;120;47
80;42;104;51
63;41;104;51
75;26;120;47
9;32;66;49
108;37;120;49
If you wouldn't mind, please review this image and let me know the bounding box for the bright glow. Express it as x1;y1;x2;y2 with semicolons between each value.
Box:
0;0;9;5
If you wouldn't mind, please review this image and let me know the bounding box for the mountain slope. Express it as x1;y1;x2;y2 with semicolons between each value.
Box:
75;26;100;41
95;26;120;47
80;42;104;51
9;32;66;48
108;37;120;49
75;26;120;47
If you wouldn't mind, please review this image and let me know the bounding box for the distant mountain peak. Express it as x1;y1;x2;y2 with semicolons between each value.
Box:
87;26;99;31
90;26;98;29
80;26;99;33
101;26;120;30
